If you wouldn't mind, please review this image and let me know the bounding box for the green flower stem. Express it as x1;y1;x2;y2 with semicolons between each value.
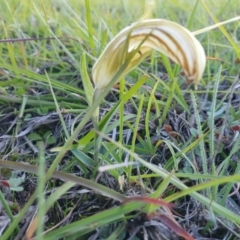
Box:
92;89;102;171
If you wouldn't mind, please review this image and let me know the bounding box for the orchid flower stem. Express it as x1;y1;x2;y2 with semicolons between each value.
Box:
92;89;102;167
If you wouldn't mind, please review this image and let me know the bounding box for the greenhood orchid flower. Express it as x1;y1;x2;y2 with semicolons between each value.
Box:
92;19;206;90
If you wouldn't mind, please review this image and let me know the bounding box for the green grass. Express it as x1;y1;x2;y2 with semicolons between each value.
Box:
0;0;240;239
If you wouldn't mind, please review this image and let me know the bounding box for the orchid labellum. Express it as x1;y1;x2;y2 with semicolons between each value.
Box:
92;19;206;90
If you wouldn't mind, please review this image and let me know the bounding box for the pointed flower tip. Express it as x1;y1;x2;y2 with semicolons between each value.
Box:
92;19;206;91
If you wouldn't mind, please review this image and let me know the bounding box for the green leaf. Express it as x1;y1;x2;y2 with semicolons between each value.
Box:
71;149;95;168
80;53;94;106
28;133;42;141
